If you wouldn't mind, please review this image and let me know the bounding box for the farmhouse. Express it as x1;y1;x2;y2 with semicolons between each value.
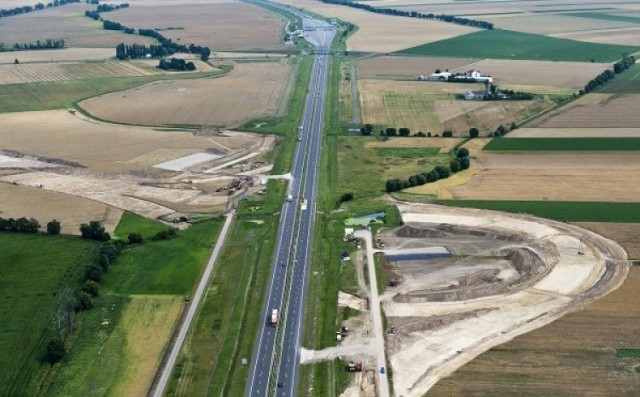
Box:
460;69;493;83
464;90;487;100
418;72;451;81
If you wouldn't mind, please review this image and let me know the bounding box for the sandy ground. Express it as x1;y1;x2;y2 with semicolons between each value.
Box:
382;202;629;397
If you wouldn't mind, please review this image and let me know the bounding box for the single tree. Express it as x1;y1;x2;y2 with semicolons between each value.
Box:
456;148;469;158
47;219;61;235
81;280;99;297
469;127;479;138
128;232;143;244
84;264;103;282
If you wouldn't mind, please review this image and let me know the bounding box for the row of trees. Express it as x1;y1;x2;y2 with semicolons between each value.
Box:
0;0;80;18
580;54;636;95
319;0;494;30
385;148;471;192
0;39;65;52
84;3;129;20
0;216;61;234
158;58;196;71
614;54;635;74
46;240;122;364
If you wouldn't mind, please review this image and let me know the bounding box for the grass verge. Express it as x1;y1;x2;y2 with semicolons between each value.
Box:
113;211;167;240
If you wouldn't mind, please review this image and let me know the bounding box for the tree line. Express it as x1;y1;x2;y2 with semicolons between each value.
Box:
0;39;65;52
159;57;196;71
580;54;637;95
318;0;494;30
385;148;471;193
0;216;61;234
84;2;129;20
0;0;80;19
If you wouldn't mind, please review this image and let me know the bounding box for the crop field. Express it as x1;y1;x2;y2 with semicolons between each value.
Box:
80;60;293;127
109;2;285;51
358;79;553;135
483;13;638;35
484;137;640;151
532;94;640;128
0;182;122;235
507;127;640;138
0;233;97;397
0;48;115;64
429;266;640;396
552;26;640;46
396;30;639;62
44;295;183;397
577;222;640;259
434;200;640;223
0;110;258;173
447;152;640;202
0;62;152;85
272;0;478;52
0;3;154;48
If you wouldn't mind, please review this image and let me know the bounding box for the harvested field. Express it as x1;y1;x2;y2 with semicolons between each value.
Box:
508;127;640;138
359;79;553;135
272;0;478;52
364;137;461;153
405;163;482;199
532;94;640;128
109;2;285;51
577;223;640;259
356;56;478;80
451;59;610;90
484;13;637;35
0;48;114;64
80;60;293;127
0;61;152;85
0;181;122;235
552;26;640;46
449;153;640;202
0;4;154;48
0;110;259;173
430;266;640;396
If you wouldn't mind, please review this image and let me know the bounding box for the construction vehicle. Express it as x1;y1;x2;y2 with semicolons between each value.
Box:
347;361;363;372
270;309;279;327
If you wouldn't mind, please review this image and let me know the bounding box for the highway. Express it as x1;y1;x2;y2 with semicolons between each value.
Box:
245;10;335;397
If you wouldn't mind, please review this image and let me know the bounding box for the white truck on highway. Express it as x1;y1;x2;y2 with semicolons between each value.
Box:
270;309;279;327
287;194;293;202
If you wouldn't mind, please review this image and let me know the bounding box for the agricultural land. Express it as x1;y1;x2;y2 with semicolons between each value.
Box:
2;0;640;397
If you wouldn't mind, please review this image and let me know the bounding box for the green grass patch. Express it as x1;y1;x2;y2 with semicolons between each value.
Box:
0;233;97;397
484;137;640;151
566;12;640;24
396;29;638;62
0;70;227;113
375;147;440;158
113;211;167;240
434;200;640;223
102;218;223;295
616;348;640;358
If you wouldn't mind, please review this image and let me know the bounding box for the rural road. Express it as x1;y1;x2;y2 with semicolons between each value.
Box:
356;230;390;397
150;209;235;397
244;5;335;397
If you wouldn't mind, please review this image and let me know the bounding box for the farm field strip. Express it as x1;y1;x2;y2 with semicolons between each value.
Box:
484;137;640;151
0;62;152;85
507;127;640;138
0;48;115;64
550;26;640;46
532;94;640;128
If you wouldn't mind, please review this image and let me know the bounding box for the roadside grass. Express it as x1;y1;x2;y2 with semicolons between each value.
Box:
395;30;639;62
113;211;167;240
101;218;223;295
165;211;279;396
484;137;640;151
0;233;97;397
433;199;640;223
239;55;312;137
0;69;228;113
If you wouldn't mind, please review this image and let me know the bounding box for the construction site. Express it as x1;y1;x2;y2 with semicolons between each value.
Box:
302;201;630;397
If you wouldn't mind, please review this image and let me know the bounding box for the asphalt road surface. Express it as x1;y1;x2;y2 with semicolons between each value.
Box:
245;9;335;397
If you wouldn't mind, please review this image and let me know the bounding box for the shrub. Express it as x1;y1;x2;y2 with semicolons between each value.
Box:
97;254;110;272
44;338;65;364
77;292;94;311
456;148;470;158
81;280;99;297
128;232;143;244
435;165;450;179
84;264;103;282
46;219;61;235
469;127;479;138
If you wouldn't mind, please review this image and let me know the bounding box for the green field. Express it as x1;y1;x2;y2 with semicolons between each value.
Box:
113;211;168;240
567;12;640;24
396;30;639;62
102;218;222;295
376;147;441;158
485;137;640;151
0;233;97;397
615;348;640;358
434;200;640;223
